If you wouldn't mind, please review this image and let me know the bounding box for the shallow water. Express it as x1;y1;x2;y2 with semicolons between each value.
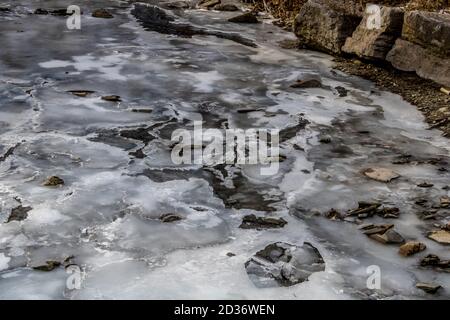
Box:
0;0;449;299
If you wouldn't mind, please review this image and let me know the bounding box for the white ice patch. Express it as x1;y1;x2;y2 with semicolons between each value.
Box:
181;70;223;93
0;252;11;271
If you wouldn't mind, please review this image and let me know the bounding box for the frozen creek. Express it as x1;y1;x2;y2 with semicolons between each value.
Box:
0;0;449;299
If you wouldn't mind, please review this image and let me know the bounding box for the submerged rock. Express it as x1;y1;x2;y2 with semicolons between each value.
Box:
159;213;183;223
399;242;426;257
290;79;322;89
245;242;325;288
362;167;400;183
228;12;258;23
6;205;32;223
92;9;114;19
67;90;95;97
33;261;61;272
43;176;65;187
101;95;122;102
131;3;257;47
239;214;287;229
416;282;442;294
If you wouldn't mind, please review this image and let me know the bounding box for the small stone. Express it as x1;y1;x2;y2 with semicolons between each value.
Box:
319;136;331;144
325;208;341;220
92;9;113;19
363;167;400;183
159;213;183;223
335;86;348;97
33;261;61;272
440;196;450;208
428;230;450;245
417;182;434;188
101;95;121;102
228;12;258;23
34;8;49;15
416;282;442;294
226;252;236;257
290;79;322;89
420;254;441;267
399;242;426;257
369;229;404;244
213;4;239;11
43;176;65;187
239;214;287;229
68;90;95;97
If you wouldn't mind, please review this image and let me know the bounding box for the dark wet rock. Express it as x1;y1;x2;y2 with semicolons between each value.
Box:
7;205;32;223
0;143;20;163
101;95;121;102
165;1;191;9
428;230;450;245
362;167;400;183
228;12;259;23
0;7;11;13
131;3;257;47
226;252;236;257
416;282;442;294
67;90;95;97
279;117;310;143
325;208;342;220
120;127;155;144
198;0;221;9
131;108;153;113
129;148;145;159
239;214;287;230
290;79;322;89
43;176;65;187
34;8;72;16
334;86;348;97
417;182;433;188
92;9;114;19
245;242;325;288
318;136;331;144
33;261;61;272
159;213;183;223
346;202;399;219
214;4;239;11
399;241;426;257
360;223;394;236
342;7;404;60
420;254;450;271
293;0;361;55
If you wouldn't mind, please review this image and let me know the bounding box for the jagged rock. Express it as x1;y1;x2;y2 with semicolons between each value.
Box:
7;205;32;223
228;12;258;23
290;79;322;89
428;230;450;245
293;0;361;54
334;86;348;97
131;3;257;47
402;11;450;58
102;95;121;102
416;282;442;294
420;254;450;270
399;241;426;257
387;39;450;88
92;9;114;19
213;4;239;11
43;176;65;187
67;90;95;97
363;167;400;183
239;214;287;229
159;213;183;223
343;7;404;60
198;0;221;9
370;229;405;244
245;242;325;287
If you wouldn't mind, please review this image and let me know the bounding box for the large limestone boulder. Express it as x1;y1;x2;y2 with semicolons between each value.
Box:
343;7;404;60
402;11;450;58
387;11;450;87
293;0;361;54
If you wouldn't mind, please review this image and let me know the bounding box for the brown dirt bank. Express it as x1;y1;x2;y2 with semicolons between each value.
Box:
333;58;450;137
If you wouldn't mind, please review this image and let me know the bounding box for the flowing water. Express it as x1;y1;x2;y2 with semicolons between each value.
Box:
0;0;449;299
